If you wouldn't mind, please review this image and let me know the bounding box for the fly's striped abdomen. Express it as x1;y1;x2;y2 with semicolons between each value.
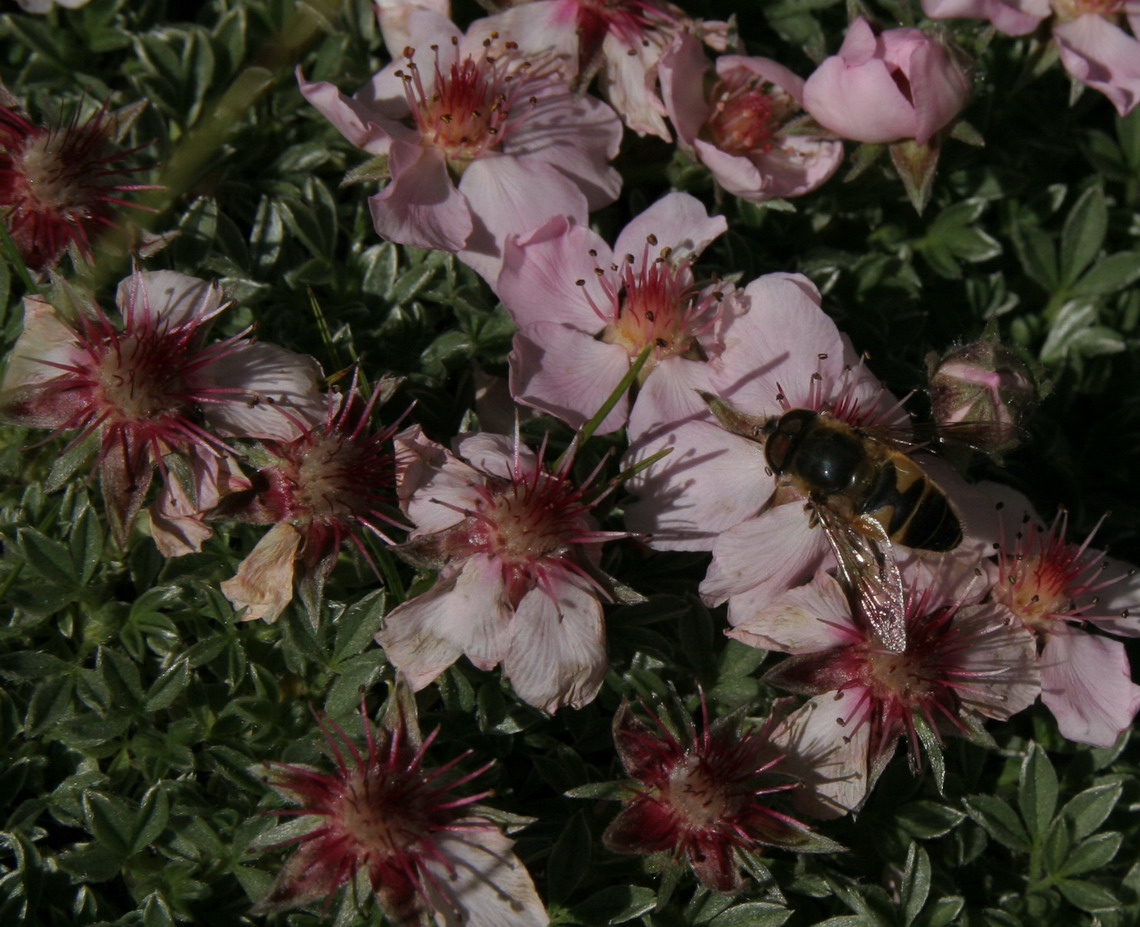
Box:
859;454;962;551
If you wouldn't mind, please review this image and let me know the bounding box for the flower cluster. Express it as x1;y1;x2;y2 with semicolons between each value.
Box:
4;0;1140;924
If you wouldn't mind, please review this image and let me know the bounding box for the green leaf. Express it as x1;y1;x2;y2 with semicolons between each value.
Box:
914;896;964;927
331;590;387;664
1010;222;1058;291
1070;250;1140;297
571;885;656;925
131;785;171;854
1060;186;1107;286
708;902;793;927
324;652;385;718
963;795;1031;851
1059;832;1123;877
1019;745;1058;840
900;843;931;926
1057;878;1120;912
895;801;966;839
69;503;104;585
15;527;80;590
145;659;190;712
1042;816;1073;875
563;781;630;801
82;792;133;859
1040;300;1097;364
547;812;591;904
1062;781;1122;839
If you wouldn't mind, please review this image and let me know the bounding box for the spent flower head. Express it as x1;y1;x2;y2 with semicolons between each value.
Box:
0;98;156;272
603;694;840;893
0;270;323;547
255;692;547;926
218;376;408;624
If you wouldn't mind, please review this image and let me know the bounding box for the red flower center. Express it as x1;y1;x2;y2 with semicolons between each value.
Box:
703;72;792;156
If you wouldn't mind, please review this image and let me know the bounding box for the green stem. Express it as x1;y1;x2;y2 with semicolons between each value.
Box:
0;220;38;294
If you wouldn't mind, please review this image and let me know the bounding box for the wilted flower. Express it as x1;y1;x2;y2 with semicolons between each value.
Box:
0;271;323;547
218;378;407;624
659;35;844;203
496;192;750;438
298;6;621;282
0;100;155;272
255;695;547;927
985;490;1140;746
603;695;839;892
927;337;1037;452
377;428;626;712
923;0;1140;115
736;565;1040;817
802;18;971;146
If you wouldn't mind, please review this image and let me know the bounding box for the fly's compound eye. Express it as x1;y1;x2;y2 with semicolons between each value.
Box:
796;427;865;494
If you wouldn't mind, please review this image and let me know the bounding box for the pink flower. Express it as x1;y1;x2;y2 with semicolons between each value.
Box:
298;7;622;282
802;18;971;146
602;696;839;893
923;0;1140;116
506;0;729;140
497;192;752;438
738;566;1039;817
0;102;155;272
0;271;323;547
218;379;407;624
376;428;625;712
659;34;844;202
621;277;883;552
254;698;547;927
981;487;1140;746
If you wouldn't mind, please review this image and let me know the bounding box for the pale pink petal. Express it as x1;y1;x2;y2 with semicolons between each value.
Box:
612;192;728;265
394;424;451;506
496;217;614;332
504;88;623;209
921;0;1051;35
422;828;549;927
405;456;487;535
221;522;301;623
375;0;451;57
503;576;607;712
727;571;858;653
117;270;226;329
466;0;577;62
623;419;773;549
770;691;871;819
949;603;1040;720
296;71;411;155
456;156;590;283
626;354;718;442
0;296;81;403
658;34;712;146
1055;15;1140;117
705;135;844;202
454;432;537;480
203;341;325;441
508;323;630;433
370;140;474;252
906;33;972;145
1092;556;1140;637
712;272;856;409
702;503;831;607
600;32;672;141
1039;628;1140;747
377;555;513;688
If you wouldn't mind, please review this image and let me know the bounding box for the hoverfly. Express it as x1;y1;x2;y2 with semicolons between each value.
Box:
699;392;1016;652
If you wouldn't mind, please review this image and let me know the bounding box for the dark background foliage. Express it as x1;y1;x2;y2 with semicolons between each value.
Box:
1;0;1138;925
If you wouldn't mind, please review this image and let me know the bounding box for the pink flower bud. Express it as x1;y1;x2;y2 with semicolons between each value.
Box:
802;18;971;146
927;339;1037;450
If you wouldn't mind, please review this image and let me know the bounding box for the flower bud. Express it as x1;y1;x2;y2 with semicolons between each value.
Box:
802;18;971;146
927;339;1037;451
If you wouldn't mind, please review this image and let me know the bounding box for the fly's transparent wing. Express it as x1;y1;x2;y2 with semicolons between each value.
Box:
813;503;907;653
